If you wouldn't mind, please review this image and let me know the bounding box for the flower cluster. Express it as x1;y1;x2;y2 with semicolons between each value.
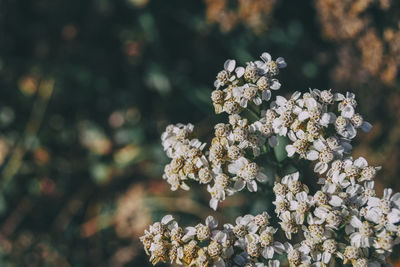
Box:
211;52;286;115
267;160;400;266
270;89;371;174
142;52;400;266
140;213;282;267
161;123;211;191
206;114;272;210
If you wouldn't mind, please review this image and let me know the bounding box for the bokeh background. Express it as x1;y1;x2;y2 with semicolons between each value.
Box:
1;0;400;266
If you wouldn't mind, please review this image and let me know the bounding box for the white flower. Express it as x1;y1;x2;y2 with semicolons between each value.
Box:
272;92;302;136
311;88;334;104
335;92;358;118
255;52;286;76
320;239;343;264
161;123;196;157
182;215;219;242
289;191;313;224
214;59;237;89
256;76;281;101
245;228;285;259
233;83;262;108
373;230;394;254
280;172;308;195
358;162;381;182
231;214;258;241
307;137;345;174
353;181;375;206
286;130;309;158
250;119;278;147
228;157;268;192
346;216;374;248
297;96;335;127
313;207;342;230
279;211;299;239
335;116;357;139
284;242;311;266
366;188;400;224
207;184;227;210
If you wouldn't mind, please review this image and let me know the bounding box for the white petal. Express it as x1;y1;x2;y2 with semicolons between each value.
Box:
279;126;287;136
391;193;400;207
292;91;301;100
329;196;343;207
354;157;368;168
228;163;240;174
291;172;300;180
314;162;328;174
305;98;317;109
273;242;285;254
342;106;355;118
313;139;326;151
240;98;248;108
181;182;190;191
367;197;380;207
185;226;197;236
257;172;268;183
345;123;357;139
286;145;296;157
247;180;258;192
253;97;262;105
262;90;271;101
361;121;372;132
296;191;308;201
334;93;345;101
210;198;219;210
224;59;236;72
205;216;218;229
235;66;244;77
350;216;363;228
384;188;393;199
262;246;275;259
234;180;246;191
270;80;281;90
298;111;310;121
161;214;174;225
350;233;361;247
261;52;272;63
306;150;319;161
322;252;331;264
288;131;297;142
320;113;333;126
247;222;258;233
388;209;400;224
276;96;287;107
365;208;380;223
276;57;286;68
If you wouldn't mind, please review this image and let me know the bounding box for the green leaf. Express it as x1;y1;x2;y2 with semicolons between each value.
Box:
274;136;289;162
262;164;275;185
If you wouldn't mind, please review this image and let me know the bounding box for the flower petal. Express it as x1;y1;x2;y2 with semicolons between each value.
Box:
224;59;236;72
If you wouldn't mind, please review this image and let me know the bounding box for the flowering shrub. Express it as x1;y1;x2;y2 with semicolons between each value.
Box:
140;52;400;266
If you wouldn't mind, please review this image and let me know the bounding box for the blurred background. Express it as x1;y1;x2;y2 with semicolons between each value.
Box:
0;0;400;266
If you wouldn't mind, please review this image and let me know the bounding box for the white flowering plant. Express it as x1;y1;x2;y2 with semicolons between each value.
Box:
140;52;400;267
